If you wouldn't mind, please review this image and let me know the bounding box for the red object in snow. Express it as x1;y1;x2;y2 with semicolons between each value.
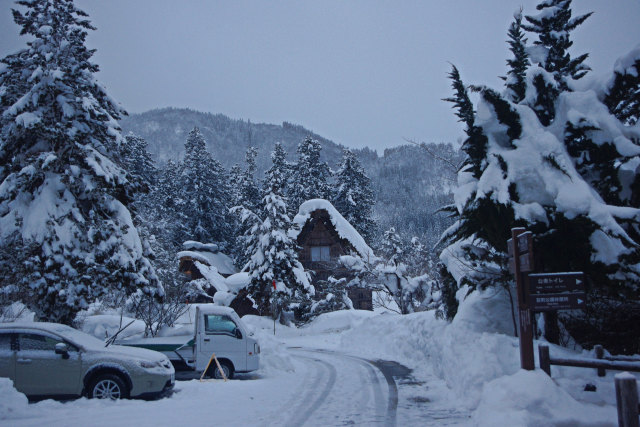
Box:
272;280;276;290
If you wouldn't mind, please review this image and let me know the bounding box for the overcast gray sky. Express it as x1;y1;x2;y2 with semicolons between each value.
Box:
1;0;639;151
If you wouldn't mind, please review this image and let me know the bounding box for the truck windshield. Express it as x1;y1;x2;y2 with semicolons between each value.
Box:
204;315;237;335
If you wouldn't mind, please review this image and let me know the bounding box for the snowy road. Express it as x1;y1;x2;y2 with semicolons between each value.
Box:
3;344;473;427
278;348;394;426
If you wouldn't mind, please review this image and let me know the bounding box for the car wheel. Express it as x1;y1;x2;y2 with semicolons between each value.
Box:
89;374;129;399
210;361;234;380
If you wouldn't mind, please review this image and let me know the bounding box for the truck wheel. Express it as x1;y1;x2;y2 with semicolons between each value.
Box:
89;373;129;399
210;361;234;380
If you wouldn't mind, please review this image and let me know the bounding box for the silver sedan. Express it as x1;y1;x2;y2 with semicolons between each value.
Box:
0;322;175;400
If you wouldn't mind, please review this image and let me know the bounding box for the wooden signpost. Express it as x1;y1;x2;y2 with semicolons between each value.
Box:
507;228;586;371
508;228;535;371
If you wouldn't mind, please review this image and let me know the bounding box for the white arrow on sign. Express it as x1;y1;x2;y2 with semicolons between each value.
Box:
576;279;582;285
578;299;584;304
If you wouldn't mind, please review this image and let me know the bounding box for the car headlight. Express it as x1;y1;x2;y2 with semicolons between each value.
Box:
138;360;161;369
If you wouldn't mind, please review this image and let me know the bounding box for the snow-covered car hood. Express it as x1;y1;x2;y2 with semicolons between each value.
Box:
100;344;168;363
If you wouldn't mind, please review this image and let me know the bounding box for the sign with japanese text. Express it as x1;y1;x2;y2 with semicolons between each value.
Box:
529;292;586;311
528;272;585;294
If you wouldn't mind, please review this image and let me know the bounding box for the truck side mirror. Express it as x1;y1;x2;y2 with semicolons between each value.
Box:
235;329;243;340
55;342;70;359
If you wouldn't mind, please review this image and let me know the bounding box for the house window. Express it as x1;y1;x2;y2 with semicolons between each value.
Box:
311;246;331;262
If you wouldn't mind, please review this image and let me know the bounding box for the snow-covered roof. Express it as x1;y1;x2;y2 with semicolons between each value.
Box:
224;272;251;293
289;199;376;262
177;250;237;276
183;241;219;252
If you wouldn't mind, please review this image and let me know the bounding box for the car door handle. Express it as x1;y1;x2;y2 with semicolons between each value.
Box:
204;338;210;342
17;358;32;364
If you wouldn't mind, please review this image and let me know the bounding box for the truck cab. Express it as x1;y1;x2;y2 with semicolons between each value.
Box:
193;306;260;377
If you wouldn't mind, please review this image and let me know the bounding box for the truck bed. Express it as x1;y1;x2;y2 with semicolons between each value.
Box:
117;335;195;367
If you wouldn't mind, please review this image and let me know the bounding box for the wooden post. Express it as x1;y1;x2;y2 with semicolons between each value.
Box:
615;372;639;427
512;227;535;371
539;344;551;376
595;345;606;377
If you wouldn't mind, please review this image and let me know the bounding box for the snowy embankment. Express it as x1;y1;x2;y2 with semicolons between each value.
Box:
246;288;632;426
1;292;636;426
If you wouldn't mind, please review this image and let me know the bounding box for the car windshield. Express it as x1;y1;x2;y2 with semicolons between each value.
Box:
45;324;107;349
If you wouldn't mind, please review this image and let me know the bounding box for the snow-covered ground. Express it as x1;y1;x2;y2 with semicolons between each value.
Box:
1;290;637;426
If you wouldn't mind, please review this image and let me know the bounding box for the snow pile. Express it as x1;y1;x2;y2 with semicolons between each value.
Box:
0;379;29;421
78;314;146;341
328;289;626;424
473;370;612;426
290;199;377;261
0;302;35;322
242;315;296;376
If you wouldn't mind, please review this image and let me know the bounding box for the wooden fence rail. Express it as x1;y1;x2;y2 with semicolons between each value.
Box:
538;344;640;377
538;344;640;427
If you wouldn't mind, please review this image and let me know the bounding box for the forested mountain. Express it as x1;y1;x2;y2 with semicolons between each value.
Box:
120;108;344;174
121;107;460;246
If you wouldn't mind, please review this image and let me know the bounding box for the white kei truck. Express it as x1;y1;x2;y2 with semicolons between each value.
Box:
120;306;260;379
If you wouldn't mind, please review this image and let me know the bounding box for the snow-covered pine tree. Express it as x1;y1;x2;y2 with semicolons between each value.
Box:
240;146;261;214
604;47;640;127
439;0;640;353
288;137;331;215
332;148;376;242
244;143;314;320
229;147;262;267
179;127;233;248
522;0;591;125
0;0;161;323
443;65;488;179
503;10;530;103
120;133;157;192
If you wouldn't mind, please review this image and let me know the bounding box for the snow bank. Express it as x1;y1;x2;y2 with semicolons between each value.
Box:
242;315;296;376
473;370;614;426
329;288;625;424
0;379;29;421
78;314;146;341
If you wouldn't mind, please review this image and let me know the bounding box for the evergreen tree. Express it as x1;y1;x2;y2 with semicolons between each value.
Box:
229;147;262;267
239;146;261;214
380;227;407;267
523;0;591;125
604;52;640;127
503;10;530;103
242;143;314;320
120;133;157;191
179;127;233;248
523;0;592;86
332;148;376;242
288;137;331;214
439;0;640;353
443;65;488;179
0;0;160;323
228;163;243;208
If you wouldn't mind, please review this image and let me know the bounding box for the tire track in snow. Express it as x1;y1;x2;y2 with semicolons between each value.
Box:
282;354;337;427
291;348;395;426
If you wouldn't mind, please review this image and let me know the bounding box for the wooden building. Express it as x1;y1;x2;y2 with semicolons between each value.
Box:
291;199;375;310
177;242;258;316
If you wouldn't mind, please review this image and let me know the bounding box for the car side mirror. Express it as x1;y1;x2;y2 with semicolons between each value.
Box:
55;342;69;359
235;329;243;340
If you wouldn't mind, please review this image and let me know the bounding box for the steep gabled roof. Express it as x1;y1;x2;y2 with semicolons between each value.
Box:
289;199;377;261
177;241;237;276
